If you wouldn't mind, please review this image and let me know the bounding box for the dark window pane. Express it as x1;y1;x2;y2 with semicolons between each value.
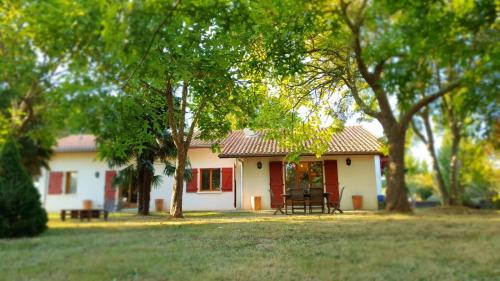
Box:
201;169;211;191
285;163;296;190
297;163;309;190
310;162;323;189
212;169;221;191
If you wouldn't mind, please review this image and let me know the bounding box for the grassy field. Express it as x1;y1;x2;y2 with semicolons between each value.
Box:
1;209;499;281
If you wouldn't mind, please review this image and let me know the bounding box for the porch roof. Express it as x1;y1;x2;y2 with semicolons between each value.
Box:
218;126;383;158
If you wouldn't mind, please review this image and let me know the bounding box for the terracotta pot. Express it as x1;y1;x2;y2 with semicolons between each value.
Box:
251;196;262;211
352;195;363;210
83;200;93;210
155;199;164;212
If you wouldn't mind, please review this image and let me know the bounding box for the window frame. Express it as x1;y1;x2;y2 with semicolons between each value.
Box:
285;161;323;191
199;168;221;192
64;171;78;195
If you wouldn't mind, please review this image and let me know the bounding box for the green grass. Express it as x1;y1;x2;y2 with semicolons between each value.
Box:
1;209;499;281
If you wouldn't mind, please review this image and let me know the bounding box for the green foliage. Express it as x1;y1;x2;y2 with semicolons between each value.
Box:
0;0;111;175
248;0;496;153
416;187;434;201
89;0;262;144
460;139;499;203
87;90;183;214
405;154;436;200
438;133;499;204
0;138;48;238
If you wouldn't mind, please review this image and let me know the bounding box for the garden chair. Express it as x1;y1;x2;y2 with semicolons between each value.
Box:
328;186;345;214
286;188;306;214
308;187;325;213
268;189;285;215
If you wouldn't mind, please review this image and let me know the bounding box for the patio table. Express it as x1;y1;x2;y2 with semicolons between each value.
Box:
281;193;332;214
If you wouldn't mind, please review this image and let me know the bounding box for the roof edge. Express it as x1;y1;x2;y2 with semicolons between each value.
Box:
218;151;383;158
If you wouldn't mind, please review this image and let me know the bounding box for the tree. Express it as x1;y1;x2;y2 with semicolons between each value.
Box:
89;0;258;218
411;5;499;205
0;138;48;238
0;0;107;175
249;0;496;211
439;135;499;207
88;92;181;215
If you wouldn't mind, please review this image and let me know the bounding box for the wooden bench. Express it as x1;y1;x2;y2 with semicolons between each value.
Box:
60;209;109;221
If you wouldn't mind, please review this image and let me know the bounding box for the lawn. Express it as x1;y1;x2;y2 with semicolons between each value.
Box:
1;209;499;281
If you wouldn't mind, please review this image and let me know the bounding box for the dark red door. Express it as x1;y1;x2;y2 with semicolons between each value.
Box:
269;161;284;208
324;160;339;203
105;170;117;202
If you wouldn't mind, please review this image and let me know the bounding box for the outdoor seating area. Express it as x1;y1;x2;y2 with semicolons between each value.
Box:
60;209;109;221
273;187;344;215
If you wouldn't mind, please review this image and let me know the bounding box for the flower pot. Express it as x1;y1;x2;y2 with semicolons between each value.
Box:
155;199;164;212
83;200;93;210
352;195;363;210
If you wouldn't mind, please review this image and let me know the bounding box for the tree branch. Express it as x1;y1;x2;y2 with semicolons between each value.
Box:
122;0;181;87
178;82;188;143
401;80;462;127
411;118;428;145
185;97;207;148
340;0;394;123
165;78;180;147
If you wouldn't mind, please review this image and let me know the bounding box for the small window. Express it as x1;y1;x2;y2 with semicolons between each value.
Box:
65;172;77;194
200;168;221;191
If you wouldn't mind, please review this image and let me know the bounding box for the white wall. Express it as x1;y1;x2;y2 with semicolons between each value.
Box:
239;155;380;210
39;150;379;212
39;148;238;212
37;152;112;212
151;148;237;211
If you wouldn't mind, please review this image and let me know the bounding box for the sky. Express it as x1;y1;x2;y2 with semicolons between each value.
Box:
345;117;432;164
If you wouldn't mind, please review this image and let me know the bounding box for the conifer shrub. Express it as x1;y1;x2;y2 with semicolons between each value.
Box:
0;138;48;238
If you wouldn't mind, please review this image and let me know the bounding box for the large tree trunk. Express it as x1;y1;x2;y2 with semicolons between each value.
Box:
449;125;462;205
140;167;153;215
384;127;412;212
170;147;187;218
137;153;155;216
137;164;145;215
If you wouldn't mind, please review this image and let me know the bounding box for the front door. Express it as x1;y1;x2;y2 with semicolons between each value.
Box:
104;170;117;210
324;160;339;203
269;161;284;208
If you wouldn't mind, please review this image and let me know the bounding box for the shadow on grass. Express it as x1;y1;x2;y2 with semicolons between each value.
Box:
38;209;498;239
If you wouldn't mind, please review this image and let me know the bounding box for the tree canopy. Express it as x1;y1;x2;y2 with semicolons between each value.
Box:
247;0;497;211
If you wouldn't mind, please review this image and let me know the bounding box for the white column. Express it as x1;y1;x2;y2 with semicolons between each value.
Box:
374;155;382;195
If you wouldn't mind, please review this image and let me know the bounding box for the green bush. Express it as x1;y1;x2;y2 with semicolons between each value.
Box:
0;138;48;238
416;186;434;201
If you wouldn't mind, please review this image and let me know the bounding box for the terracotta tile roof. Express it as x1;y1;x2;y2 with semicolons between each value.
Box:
189;131;217;148
55;126;382;156
218;126;382;158
55;134;97;152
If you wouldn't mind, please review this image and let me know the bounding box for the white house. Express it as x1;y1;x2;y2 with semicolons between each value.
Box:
36;126;384;212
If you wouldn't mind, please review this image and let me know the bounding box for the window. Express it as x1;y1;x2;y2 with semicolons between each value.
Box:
285;162;323;191
64;171;78;194
200;168;221;191
285;163;297;189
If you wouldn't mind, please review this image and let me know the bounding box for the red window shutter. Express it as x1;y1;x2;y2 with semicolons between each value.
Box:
186;169;198;193
221;168;233;192
269;161;284;208
48;172;63;195
105;170;117;201
324;160;339;203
